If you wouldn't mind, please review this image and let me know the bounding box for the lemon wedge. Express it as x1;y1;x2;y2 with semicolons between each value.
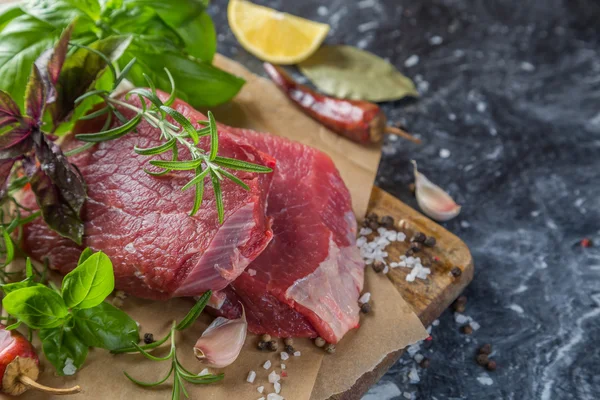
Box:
228;0;330;64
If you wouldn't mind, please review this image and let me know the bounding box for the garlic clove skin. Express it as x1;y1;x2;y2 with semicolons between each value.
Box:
412;160;461;222
193;309;247;369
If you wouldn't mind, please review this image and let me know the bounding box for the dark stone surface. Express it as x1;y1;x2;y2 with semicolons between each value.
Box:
210;1;600;399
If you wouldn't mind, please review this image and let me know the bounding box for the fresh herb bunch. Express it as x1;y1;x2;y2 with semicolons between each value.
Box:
0;0;243;118
0;249;140;376
118;292;224;400
72;60;272;221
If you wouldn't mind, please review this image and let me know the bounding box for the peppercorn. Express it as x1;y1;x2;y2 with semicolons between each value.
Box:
461;325;473;335
324;343;336;354
419;358;430;368
372;260;385;273
409;242;423;253
476;354;489;366
380;215;394;229
314;337;326;348
143;333;155;344
360;302;371;314
368;220;379;230
267;340;278;352
453;303;466;313
479;344;492;355
451;267;462;277
257;341;268;351
405;249;415;257
261;334;272;342
411;232;426;243
284;337;294;346
285;344;295;354
456;295;467;305
424;236;436;247
486;360;497;371
366;212;378;222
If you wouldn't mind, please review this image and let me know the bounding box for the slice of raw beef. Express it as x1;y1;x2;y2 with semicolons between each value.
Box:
20;95;275;300
213;126;365;344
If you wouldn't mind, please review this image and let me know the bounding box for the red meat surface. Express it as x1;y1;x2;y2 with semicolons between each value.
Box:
20;95;275;300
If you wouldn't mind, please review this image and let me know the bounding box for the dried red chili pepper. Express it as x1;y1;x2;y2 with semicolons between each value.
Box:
264;63;420;145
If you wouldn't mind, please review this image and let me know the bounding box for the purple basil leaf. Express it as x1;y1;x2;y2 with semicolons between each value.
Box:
49;35;132;127
0;158;16;200
25;135;86;244
0;126;33;160
35;24;74;105
0;90;22;129
24;65;47;123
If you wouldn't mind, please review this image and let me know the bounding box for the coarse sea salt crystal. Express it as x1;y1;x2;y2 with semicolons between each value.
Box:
258;397;265;400
198;368;210;376
454;313;471;324
267;394;284;400
359;227;373;235
280;352;289;361
293;351;301;357
257;386;265;393
281;363;286;370
274;381;281;394
247;371;257;383
268;370;280;383
432;319;440;326
359;292;371;304
470;321;481;331
63;358;76;376
408;366;420;384
413;353;424;363
390;262;399;268
383;265;389;274
407;343;420;356
405;55;419;67
263;360;272;370
248;269;257;276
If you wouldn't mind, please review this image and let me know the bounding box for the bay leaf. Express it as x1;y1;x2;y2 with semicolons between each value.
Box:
298;45;419;102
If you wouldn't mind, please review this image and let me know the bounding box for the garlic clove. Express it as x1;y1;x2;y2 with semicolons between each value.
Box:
193;308;247;369
412;160;461;221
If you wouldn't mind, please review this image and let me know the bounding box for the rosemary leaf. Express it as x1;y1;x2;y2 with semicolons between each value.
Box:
78;106;109;121
164;68;176;107
134;138;176;156
74;89;107;105
76;114;142;142
175;291;211;331
210;170;224;223
213;156;273;173
124;364;174;387
114;57;137;89
149;159;202;171
127;88;163;109
208;111;218;161
181;168;209;192
219;168;250;191
160;106;199;144
64;142;96;157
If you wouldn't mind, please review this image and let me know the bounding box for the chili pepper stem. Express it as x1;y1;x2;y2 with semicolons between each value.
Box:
18;375;81;395
384;126;422;144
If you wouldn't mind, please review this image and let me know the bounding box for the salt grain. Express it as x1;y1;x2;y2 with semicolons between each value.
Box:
248;269;257;276
359;227;373;236
280;352;289;361
359;292;371;304
439;148;451;158
408;366;420;384
198;368;210;376
267;394;284;400
429;35;443;45
281;363;286;370
274;381;281;394
404;55;419;68
413;353;424;363
257;386;265;393
454;313;471;325
432;319;440;326
407;343;421;356
470;321;481;331
258;397;265;400
247;371;257;383
263;360;272;370
268;371;281;383
293;351;301;357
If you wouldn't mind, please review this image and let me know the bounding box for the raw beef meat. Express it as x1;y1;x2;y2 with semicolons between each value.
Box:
213;126;365;344
20;95;276;300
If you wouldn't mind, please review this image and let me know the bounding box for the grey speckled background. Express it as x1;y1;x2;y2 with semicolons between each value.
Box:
209;0;600;399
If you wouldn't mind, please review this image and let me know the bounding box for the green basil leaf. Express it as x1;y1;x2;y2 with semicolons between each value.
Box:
298;45;419;102
174;11;215;62
40;325;89;376
78;247;95;265
0;15;59;108
1;279;45;295
62;251;114;310
72;302;139;350
21;0;92;28
122;0;207;27
0;3;24;32
120;37;244;107
50;35;132;126
2;286;68;329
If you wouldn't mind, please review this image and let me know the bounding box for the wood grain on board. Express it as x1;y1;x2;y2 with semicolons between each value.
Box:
333;187;474;400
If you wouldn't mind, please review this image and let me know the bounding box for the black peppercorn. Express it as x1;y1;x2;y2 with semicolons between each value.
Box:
451;267;462;277
368;220;379;230
411;232;426;243
461;325;473;335
372;260;385;273
453;303;466;313
419;358;430;368
456;295;467;305
476;354;489;366
285;344;295;354
143;333;155;344
366;212;378;222
257;341;268;351
267;340;278;351
405;249;415;257
486;360;497;371
424;236;436;247
284;337;294;346
409;242;423;252
360;302;371;314
380;216;394;229
479;344;492;355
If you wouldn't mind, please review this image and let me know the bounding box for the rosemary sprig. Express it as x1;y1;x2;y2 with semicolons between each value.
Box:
121;292;223;399
72;54;271;223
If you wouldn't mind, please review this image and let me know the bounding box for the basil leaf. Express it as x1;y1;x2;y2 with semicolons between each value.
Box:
62;251;114;310
123;0;207;28
0;3;24;33
40;325;89;376
2;286;68;329
24;64;46;123
50;35;132;126
0;15;59;108
20;0;92;28
72;302;139;350
24;136;87;244
120;37;244;107
0;158;15;199
78;247;95;265
1;279;45;295
173;11;215;62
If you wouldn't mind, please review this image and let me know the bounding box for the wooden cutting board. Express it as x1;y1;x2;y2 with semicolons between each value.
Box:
333;187;474;400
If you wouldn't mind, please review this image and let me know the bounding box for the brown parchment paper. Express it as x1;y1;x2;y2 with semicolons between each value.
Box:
19;55;427;400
